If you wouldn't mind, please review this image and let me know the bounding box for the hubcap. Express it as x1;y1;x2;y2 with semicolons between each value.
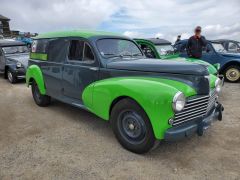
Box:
118;110;146;144
226;68;240;81
7;71;13;82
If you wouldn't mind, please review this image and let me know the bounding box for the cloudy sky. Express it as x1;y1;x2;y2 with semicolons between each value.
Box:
0;0;239;42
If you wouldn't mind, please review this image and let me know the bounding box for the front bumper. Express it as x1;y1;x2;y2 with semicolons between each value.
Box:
13;67;26;79
164;103;224;141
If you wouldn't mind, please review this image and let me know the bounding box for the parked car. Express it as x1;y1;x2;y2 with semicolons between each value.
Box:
0;40;29;83
212;39;240;53
26;31;224;154
16;37;33;48
174;39;240;82
134;38;219;75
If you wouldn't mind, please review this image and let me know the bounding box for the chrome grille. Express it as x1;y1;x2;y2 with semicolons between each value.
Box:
173;89;217;126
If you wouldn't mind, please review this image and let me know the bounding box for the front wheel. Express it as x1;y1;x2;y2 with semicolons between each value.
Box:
111;98;156;154
224;65;240;83
31;80;51;107
7;70;17;84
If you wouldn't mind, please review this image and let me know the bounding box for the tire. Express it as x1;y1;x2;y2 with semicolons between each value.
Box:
7;70;17;84
224;65;240;83
111;98;156;154
31;80;51;107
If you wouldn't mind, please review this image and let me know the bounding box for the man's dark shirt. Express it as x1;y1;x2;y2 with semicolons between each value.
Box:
187;35;207;58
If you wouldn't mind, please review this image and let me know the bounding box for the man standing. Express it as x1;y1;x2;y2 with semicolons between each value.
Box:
175;35;181;43
187;26;207;58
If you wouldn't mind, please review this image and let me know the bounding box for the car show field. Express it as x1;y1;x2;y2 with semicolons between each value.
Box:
0;77;239;179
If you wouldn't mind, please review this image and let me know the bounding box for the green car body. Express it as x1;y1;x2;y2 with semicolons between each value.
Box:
26;30;224;153
134;38;219;75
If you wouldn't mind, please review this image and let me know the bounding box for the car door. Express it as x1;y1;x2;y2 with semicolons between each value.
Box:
201;43;218;64
62;39;99;100
36;38;68;98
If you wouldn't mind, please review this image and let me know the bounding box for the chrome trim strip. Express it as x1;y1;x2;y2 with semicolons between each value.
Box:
183;101;208;110
175;107;207;118
173;113;206;125
186;98;209;106
175;104;208;115
187;95;209;102
174;110;206;122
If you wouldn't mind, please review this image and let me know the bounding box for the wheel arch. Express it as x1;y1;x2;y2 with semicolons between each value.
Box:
219;61;240;74
109;96;142;118
26;65;46;95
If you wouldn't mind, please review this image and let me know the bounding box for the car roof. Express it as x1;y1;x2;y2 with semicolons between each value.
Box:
35;30;123;39
135;38;171;45
0;40;26;47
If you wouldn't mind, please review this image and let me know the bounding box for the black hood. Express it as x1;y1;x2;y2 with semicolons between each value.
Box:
106;58;209;76
6;53;29;69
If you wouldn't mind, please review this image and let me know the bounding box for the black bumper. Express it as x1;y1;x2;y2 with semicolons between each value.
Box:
12;68;26;79
164;103;224;141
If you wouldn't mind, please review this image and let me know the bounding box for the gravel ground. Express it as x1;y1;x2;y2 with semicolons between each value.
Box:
0;77;239;180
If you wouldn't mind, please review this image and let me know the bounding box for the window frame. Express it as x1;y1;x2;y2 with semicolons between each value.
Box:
96;38;143;58
228;42;238;51
67;39;95;64
31;39;50;54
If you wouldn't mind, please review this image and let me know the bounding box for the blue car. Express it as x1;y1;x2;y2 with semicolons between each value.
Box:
174;40;240;82
16;37;33;48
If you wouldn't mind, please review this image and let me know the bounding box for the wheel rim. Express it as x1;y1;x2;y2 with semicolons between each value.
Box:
226;68;240;81
7;71;13;82
117;110;146;144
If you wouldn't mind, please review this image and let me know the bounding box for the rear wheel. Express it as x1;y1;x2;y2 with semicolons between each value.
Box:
224;65;240;83
111;98;156;154
31;80;51;107
7;70;17;84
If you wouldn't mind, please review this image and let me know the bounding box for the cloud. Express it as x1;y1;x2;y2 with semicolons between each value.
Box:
0;0;118;32
0;0;239;41
123;31;143;38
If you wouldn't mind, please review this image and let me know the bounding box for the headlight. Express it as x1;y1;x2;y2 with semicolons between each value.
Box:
172;92;186;112
16;62;22;68
215;78;222;93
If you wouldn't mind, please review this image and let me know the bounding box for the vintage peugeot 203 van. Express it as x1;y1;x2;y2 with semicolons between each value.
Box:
26;31;224;154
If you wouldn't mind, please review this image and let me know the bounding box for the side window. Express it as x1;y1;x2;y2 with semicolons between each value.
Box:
140;44;156;58
228;42;237;51
83;43;94;62
68;40;84;61
48;39;69;62
0;49;2;56
32;39;49;53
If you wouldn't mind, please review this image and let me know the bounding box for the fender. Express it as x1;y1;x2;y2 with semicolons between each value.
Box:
26;65;46;94
82;77;196;139
209;74;217;89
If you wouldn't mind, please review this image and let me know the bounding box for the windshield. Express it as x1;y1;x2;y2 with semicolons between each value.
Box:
97;39;143;59
211;43;226;53
2;45;29;54
155;44;174;55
